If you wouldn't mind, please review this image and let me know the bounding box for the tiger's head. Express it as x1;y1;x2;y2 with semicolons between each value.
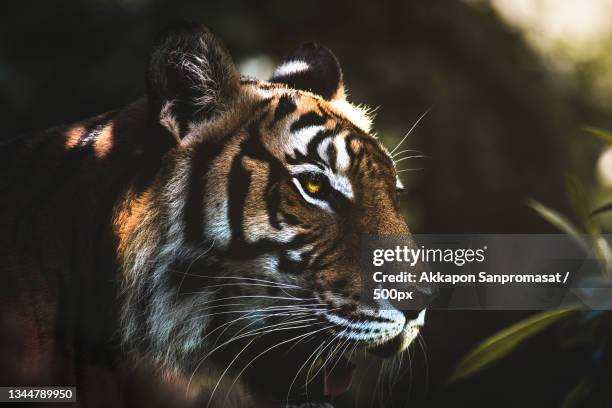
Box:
116;23;433;401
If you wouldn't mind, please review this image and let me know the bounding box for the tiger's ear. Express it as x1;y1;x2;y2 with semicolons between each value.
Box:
270;42;345;101
146;22;240;140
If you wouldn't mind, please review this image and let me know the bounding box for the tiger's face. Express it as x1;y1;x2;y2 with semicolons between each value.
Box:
117;23;432;401
214;85;418;341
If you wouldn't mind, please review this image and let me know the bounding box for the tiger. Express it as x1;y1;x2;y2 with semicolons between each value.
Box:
0;22;434;407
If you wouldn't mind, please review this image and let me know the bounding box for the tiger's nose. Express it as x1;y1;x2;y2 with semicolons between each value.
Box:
400;281;438;316
416;281;438;305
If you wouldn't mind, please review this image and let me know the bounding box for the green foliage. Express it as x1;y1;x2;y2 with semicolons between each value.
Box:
582;125;612;145
565;175;599;236
448;309;577;383
529;177;612;276
561;379;592;408
451;128;612;396
527;199;588;251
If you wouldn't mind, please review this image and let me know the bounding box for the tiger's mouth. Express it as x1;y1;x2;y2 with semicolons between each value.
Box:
318;309;426;398
230;309;426;403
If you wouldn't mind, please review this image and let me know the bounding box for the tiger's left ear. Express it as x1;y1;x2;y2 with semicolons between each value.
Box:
270;42;345;101
146;22;241;140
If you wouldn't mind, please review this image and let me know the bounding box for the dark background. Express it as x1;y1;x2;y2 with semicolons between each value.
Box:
2;1;611;407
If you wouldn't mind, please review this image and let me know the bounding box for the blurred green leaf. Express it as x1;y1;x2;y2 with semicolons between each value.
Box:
448;309;577;383
565;175;598;236
593;235;612;276
561;378;592;408
561;177;612;274
582;125;612;144
591;202;612;217
527;199;589;252
532;178;612;275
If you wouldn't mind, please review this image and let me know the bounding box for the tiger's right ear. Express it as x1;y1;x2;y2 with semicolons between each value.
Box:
146;22;240;140
271;42;345;101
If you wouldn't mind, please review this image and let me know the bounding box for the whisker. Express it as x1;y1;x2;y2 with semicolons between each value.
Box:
194;309;314;346
185;304;328;322
179;294;319;305
223;325;334;405
178;281;309;292
286;340;327;402
171;273;307;290
304;335;339;388
391;148;423;158
389;108;431;155
199;311;313;361
212;320;325;408
175;239;216;301
394;154;427;164
207;337;256;407
188;317;321;392
418;333;429;397
325;330;353;378
168;301;328;325
207;311;316;352
396;167;424;173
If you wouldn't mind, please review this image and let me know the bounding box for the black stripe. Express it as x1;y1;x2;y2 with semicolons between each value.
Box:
306;127;336;158
289;111;326;133
278;248;311;274
228;120;282;248
184;141;223;244
223;231;313;261
310;239;342;270
346;135;365;177
256;96;274;110
228;139;251;248
77;111;116;147
287;126;354;213
285;151;325;170
327;140;338;172
327;190;352;213
227;120;321;261
271;95;297;126
166;254;221;297
266;181;282;230
240;122;288;231
285;127;336;169
279;210;301;226
316;100;353;127
347;132;394;169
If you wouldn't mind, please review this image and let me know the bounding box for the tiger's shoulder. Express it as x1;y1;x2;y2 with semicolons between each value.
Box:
0;99;173;383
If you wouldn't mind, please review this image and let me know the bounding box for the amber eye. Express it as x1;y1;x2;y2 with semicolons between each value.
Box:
306;177;321;194
298;172;329;197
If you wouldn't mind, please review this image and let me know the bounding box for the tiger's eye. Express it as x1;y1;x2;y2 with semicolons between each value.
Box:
306;177;322;194
298;172;328;197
